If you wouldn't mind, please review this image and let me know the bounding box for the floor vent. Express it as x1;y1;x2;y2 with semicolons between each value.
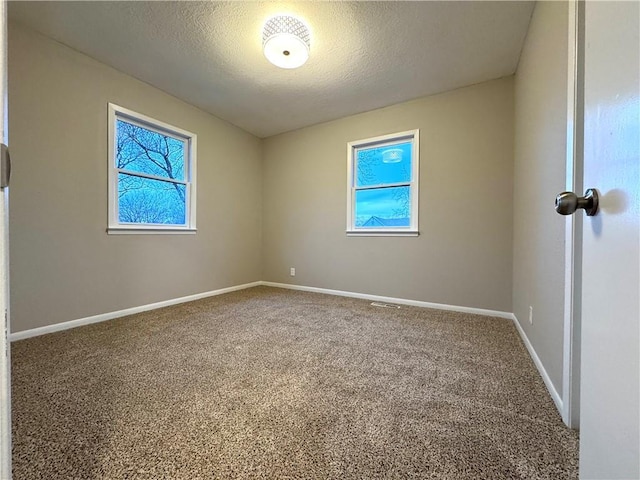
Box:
370;302;401;309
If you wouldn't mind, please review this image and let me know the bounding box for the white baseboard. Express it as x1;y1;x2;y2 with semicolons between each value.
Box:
259;281;514;319
11;280;511;341
510;313;563;414
9;281;262;341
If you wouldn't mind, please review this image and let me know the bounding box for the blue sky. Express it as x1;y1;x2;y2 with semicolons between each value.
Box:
117;120;187;225
355;141;412;224
356;141;412;187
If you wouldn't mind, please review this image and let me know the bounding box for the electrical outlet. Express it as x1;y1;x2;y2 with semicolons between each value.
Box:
529;306;533;325
290;267;296;277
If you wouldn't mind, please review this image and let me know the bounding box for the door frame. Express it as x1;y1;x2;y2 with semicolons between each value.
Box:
0;0;10;476
561;0;584;429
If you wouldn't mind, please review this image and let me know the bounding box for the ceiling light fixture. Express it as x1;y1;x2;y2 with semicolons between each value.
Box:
382;148;403;163
262;15;311;69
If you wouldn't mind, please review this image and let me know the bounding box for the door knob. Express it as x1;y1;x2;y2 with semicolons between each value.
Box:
555;188;599;216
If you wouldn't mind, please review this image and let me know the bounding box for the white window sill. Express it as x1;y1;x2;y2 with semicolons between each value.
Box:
346;230;419;237
108;227;197;235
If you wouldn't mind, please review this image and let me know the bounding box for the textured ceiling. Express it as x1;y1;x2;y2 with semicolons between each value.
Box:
9;1;535;138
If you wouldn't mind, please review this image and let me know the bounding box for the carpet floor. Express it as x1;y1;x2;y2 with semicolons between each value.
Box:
11;286;578;479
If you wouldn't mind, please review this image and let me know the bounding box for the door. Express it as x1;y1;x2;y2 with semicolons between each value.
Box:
0;1;9;478
579;1;640;478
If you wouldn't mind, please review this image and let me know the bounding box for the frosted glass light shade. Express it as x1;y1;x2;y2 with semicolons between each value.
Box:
382;148;403;163
263;16;310;69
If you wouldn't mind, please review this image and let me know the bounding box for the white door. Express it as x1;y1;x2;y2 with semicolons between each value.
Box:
579;1;640;478
0;1;9;478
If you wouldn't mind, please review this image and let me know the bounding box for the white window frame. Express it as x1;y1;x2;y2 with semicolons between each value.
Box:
107;103;197;234
346;129;420;236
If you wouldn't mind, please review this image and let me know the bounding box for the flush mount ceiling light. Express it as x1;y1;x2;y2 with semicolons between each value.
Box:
262;15;311;69
382;148;403;163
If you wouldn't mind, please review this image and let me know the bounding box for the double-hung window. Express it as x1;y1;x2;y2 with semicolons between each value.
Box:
108;104;197;233
347;130;419;236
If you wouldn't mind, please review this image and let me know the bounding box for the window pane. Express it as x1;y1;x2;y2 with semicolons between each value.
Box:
116;119;185;181
118;173;186;225
355;186;411;227
355;141;412;187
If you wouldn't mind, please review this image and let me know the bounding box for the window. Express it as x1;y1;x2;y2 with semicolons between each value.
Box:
108;104;197;233
347;130;419;236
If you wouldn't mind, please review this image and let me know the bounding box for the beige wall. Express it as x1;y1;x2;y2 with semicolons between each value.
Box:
513;2;569;393
262;77;514;312
8;24;262;333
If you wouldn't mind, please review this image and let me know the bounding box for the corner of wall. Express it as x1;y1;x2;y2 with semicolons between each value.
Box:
511;0;570;403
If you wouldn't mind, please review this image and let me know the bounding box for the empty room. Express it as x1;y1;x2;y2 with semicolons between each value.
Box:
1;1;638;479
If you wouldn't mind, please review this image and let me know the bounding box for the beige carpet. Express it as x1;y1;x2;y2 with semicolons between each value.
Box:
11;286;578;479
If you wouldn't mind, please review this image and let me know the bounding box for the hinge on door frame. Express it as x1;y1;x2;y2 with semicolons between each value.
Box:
3;309;7;357
0;144;10;189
